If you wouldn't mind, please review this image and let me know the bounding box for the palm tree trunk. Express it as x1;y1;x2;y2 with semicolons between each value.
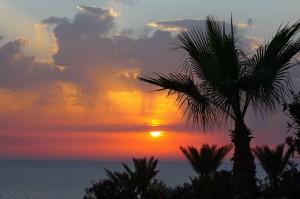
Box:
231;121;257;199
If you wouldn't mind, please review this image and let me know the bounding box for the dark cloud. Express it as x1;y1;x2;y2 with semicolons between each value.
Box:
41;17;70;26
248;18;253;26
0;5;181;114
50;7;179;94
0;39;62;89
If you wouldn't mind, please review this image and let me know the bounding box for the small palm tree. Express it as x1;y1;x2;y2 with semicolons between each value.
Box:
84;157;161;199
180;144;232;179
90;169;136;198
103;157;159;198
139;17;300;198
180;144;233;199
253;144;293;187
122;156;159;197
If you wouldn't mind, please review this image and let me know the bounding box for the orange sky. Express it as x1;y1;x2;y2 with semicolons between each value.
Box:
1;130;230;160
0;2;295;161
0;72;290;160
0;87;234;160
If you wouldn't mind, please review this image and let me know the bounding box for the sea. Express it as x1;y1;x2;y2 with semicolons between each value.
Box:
0;159;279;199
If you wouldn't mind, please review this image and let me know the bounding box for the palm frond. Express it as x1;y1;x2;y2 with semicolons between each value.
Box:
252;144;293;184
139;73;216;127
180;146;202;175
240;21;300;116
176;17;241;99
150;17;242;124
180;143;232;178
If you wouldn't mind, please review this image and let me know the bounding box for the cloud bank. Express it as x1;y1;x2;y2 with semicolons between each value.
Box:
0;6;183;131
0;6;273;129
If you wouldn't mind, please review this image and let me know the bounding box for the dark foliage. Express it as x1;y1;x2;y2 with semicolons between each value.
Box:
253;144;293;188
169;170;234;199
83;156;164;199
257;161;300;199
83;155;300;199
180;144;232;178
284;91;300;156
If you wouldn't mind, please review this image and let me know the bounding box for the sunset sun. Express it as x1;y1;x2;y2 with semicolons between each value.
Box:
150;131;162;137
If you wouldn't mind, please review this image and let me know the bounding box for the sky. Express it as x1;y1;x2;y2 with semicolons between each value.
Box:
1;0;300;160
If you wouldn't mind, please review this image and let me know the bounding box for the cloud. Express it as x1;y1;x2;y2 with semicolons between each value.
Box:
0;38;62;89
237;36;263;53
149;19;207;31
77;5;120;17
0;7;264;135
0;8;262;117
41;17;70;26
0;5;182;120
248;18;253;26
149;18;251;33
49;7;180;94
149;18;258;56
107;0;138;5
0;9;260;103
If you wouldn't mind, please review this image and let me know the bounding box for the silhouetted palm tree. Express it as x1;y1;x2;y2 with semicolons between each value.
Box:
84;157;160;199
253;144;293;188
122;156;159;197
180;144;233;199
180;144;232;179
139;17;300;199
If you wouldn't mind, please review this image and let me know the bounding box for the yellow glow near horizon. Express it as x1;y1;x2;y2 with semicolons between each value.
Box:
150;131;162;137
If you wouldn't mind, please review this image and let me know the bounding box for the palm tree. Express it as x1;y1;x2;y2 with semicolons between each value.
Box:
180;144;232;179
253;144;293;188
104;169;136;197
84;157;160;199
109;157;159;197
139;17;300;199
122;156;159;197
180;144;233;199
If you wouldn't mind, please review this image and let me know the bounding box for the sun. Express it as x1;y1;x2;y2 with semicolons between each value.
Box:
150;131;162;137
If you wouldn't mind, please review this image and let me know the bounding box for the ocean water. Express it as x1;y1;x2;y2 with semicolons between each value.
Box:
0;160;268;199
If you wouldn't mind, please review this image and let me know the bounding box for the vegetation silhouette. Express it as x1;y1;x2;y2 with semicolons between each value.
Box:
83;154;236;199
83;156;172;199
83;150;299;198
253;144;293;188
180;144;233;199
284;91;300;156
180;144;232;179
253;144;299;198
139;16;300;198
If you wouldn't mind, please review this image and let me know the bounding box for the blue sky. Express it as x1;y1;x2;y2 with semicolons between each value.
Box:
3;0;300;41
